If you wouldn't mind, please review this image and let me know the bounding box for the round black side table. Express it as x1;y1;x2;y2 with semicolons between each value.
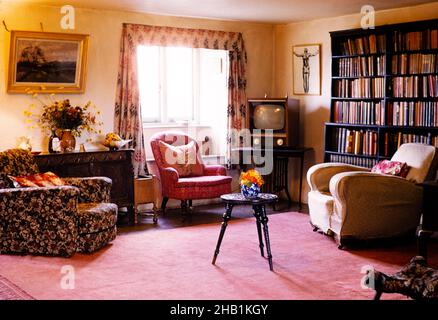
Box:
211;193;278;271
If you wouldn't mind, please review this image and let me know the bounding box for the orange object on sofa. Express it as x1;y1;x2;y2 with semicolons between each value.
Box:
150;132;232;215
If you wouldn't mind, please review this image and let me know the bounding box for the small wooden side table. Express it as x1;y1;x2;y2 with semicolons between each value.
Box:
212;193;278;271
134;175;160;224
233;147;312;210
418;180;438;261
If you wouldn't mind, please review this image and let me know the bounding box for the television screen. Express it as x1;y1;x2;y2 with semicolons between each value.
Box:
253;104;285;130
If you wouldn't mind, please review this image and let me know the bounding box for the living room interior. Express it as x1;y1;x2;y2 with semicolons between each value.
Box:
1;0;438;302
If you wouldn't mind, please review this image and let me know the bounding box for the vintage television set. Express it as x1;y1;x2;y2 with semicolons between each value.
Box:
247;97;299;148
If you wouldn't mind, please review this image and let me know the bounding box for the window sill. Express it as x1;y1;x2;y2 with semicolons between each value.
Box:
143;123;211;129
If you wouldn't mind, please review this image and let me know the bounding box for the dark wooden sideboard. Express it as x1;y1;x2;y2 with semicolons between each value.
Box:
35;149;135;224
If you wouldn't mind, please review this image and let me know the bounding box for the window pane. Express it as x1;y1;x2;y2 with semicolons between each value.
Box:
165;47;193;122
137;46;160;122
199;48;229;155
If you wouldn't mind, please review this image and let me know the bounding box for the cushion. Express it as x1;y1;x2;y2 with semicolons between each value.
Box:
371;160;410;178
391;143;437;183
158;140;204;177
8;171;66;188
77;202;118;234
176;175;233;188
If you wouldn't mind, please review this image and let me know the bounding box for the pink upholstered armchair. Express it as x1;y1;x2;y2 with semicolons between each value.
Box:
150;132;232;215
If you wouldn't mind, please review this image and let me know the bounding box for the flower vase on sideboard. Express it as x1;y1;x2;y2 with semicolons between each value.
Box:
60;129;76;153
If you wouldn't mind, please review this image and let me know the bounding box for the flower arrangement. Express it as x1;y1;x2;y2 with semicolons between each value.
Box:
240;169;264;199
24;92;102;141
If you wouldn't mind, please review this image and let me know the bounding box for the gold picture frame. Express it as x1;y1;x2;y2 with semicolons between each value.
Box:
7;31;89;93
292;43;321;95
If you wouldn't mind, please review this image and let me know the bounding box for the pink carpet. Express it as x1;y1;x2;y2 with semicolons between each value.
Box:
0;275;34;300
0;211;436;300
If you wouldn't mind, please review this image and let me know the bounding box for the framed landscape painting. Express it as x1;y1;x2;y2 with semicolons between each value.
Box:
8;31;89;93
292;44;321;95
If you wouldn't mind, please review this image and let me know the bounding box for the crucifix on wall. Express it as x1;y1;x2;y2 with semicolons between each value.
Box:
292;44;321;95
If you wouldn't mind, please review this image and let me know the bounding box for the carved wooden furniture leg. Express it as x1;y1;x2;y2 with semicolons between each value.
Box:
127;205;135;226
134;207;139;225
259;204;273;271
161;197;169;215
252;205;265;257
212;203;233;265
152;203;158;224
181;200;188;221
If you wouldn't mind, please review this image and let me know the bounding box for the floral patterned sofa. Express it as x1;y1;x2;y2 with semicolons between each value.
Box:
0;149;118;257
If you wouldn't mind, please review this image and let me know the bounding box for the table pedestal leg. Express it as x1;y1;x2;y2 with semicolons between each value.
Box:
258;204;273;271
212;204;233;265
253;205;265;257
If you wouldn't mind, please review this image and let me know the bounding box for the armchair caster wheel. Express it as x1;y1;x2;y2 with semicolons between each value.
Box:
153;216;158;224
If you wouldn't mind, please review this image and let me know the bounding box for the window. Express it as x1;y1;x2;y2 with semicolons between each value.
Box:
137;46;229;125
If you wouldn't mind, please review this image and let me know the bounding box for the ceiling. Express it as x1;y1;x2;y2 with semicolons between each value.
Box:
7;0;437;23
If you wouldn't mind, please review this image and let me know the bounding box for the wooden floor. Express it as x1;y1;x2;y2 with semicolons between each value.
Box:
117;200;308;234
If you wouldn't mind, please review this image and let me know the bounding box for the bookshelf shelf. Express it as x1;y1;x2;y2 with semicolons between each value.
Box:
392;49;438;55
332;53;385;58
325;151;378;159
326;18;438;167
332;76;385;79
331;97;385;100
325;122;378;129
388;73;438;77
386;97;438;100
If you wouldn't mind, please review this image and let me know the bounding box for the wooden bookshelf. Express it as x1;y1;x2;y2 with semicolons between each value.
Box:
326;19;438;168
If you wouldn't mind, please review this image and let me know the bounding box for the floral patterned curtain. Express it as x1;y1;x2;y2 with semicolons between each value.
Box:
114;23;247;175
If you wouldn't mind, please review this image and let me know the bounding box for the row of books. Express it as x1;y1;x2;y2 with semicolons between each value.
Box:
327;154;378;168
383;132;438;157
336;56;385;77
388;101;438;127
338;34;386;55
392;53;438;74
392;75;438;97
399;133;438;147
334;78;385;98
334;128;378;156
333;100;385;125
394;29;438;52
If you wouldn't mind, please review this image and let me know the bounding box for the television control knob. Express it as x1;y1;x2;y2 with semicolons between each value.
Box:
277;139;284;146
253;138;260;146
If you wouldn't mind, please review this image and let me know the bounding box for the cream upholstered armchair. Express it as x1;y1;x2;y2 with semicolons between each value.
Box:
307;143;438;248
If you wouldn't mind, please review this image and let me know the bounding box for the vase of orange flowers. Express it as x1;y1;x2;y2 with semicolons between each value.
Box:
240;169;264;199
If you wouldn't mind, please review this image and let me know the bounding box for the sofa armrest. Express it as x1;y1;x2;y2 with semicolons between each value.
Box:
63;177;112;203
307;162;369;193
0;186;79;256
203;164;227;176
161;167;179;184
329;172;422;237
